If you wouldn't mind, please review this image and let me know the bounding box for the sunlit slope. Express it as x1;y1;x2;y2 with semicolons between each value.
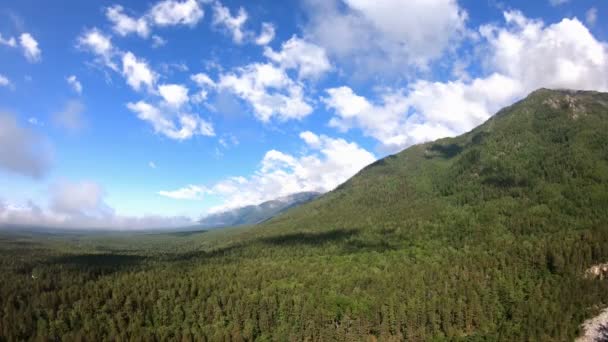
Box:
259;89;608;241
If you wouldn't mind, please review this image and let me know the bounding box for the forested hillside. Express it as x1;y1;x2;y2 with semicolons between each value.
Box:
2;89;608;341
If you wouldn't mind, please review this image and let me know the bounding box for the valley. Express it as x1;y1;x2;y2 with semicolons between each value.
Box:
2;89;608;340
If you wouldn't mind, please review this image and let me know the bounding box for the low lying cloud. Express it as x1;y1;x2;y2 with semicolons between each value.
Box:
0;180;192;229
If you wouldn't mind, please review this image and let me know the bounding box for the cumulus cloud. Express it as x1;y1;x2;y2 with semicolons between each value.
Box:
0;180;193;229
158;83;189;108
549;0;569;6
149;0;204;27
190;72;218;104
480;11;608;91
77;28;117;70
50;180;110;216
121;51;157;91
256;23;276;45
0;112;52;179
126;100;215;140
193;36;327;121
208;2;278;46
191;72;215;88
303;0;467;74
104;0;203;42
324;11;608;153
163;132;375;212
158;185;206;200
0;33;16;47
0;74;10;87
327;75;522;152
586;8;597;26
106;5;150;37
212;2;248;44
66;75;83;94
151;35;167;47
218;63;312;121
19;33;41;63
264;36;331;79
53;100;86;132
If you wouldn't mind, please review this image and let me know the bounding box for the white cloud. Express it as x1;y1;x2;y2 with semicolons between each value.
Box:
0;112;52;179
323;11;608;153
0;181;193;229
158;83;190;107
212;2;248;44
121;51;157;91
53;100;86;132
218;63;312;121
0;74;10;87
191;72;216;87
586;7;597;26
106;5;150;37
190;72;215;104
0;33;16;47
151;35;167;47
149;161;157;169
126;100;215;140
149;0;204;27
303;0;467;74
28;117;42;126
299;131;321;148
50;180;110;216
256;23;275;45
191;90;208;104
158;184;206;200
66;75;83;94
264;36;331;79
324;76;523;153
194;131;375;212
19;33;41;63
218;134;239;148
77;28;116;70
549;0;569;6
480;11;608;92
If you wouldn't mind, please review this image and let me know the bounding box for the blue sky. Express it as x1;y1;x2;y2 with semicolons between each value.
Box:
0;0;607;229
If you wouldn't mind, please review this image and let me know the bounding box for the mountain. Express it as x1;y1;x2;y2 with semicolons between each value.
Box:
198;191;321;228
233;88;608;339
262;89;608;236
4;89;608;341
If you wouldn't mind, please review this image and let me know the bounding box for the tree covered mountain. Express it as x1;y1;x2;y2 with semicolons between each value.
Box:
198;191;321;229
2;89;608;340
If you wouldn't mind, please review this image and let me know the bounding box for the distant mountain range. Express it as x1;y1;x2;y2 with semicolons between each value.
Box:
198;191;321;229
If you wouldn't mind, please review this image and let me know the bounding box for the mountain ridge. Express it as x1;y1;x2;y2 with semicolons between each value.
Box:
257;88;608;237
198;191;321;229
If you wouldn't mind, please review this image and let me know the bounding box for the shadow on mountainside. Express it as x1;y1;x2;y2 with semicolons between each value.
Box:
259;229;358;246
48;253;146;269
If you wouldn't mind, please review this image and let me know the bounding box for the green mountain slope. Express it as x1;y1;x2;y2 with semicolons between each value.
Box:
2;89;608;341
263;89;608;241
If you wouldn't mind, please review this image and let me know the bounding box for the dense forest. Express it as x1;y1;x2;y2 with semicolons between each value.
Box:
2;89;608;341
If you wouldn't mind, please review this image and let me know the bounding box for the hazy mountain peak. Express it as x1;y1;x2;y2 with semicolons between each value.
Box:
198;191;321;229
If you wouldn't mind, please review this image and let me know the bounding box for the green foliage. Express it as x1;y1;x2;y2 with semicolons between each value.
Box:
2;89;608;340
